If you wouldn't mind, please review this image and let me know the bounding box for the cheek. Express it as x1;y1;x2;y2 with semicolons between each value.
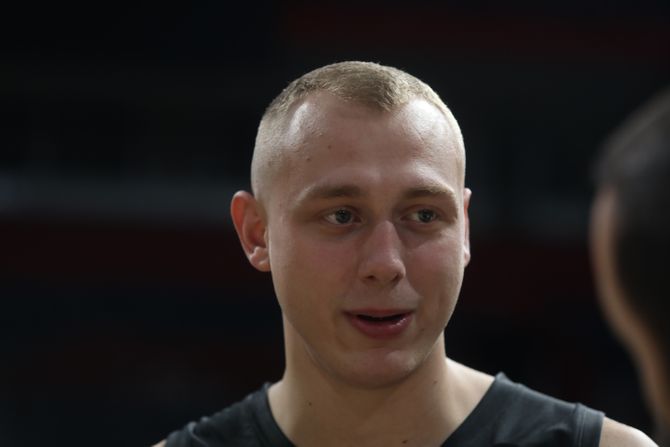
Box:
268;226;352;302
407;238;464;306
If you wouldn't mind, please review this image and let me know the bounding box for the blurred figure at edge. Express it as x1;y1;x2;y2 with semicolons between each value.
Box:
591;88;670;447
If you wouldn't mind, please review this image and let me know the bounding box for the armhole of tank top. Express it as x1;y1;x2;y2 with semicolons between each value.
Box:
165;421;209;447
164;424;183;447
164;425;182;447
576;403;605;447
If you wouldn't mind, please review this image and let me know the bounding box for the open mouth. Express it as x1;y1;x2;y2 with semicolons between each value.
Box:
346;311;413;338
356;313;407;323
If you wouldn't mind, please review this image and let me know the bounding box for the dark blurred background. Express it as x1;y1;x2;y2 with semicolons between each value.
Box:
1;1;669;446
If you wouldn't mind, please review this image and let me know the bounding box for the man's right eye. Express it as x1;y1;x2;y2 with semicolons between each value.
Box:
324;209;355;225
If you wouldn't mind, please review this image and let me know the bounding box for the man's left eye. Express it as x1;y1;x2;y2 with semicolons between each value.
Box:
411;209;438;223
324;209;355;225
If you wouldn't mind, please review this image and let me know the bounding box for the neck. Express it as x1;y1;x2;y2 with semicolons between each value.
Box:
269;334;491;447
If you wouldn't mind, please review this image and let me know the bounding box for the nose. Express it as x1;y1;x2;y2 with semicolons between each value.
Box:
358;221;406;286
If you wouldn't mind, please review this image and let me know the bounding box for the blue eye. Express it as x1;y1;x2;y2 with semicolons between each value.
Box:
325;209;354;224
413;209;437;223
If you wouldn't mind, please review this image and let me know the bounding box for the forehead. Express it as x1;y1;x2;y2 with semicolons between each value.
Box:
281;92;462;167
287;92;451;139
263;92;465;207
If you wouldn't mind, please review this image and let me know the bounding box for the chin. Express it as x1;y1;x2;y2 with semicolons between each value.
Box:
329;349;427;390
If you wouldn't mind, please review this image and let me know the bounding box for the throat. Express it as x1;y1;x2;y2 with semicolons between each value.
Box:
271;356;470;447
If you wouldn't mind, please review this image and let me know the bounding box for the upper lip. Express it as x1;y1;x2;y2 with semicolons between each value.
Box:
345;309;413;318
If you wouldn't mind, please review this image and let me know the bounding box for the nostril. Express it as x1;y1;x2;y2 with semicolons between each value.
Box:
364;269;403;284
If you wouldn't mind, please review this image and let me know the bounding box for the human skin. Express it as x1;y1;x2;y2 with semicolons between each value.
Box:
153;92;657;447
234;93;470;389
230;93;479;445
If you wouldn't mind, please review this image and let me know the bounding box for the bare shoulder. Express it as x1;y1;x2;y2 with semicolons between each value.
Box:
599;417;657;447
151;441;166;447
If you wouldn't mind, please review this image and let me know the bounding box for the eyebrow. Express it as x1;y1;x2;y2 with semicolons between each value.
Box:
402;185;457;202
296;184;364;204
295;182;458;206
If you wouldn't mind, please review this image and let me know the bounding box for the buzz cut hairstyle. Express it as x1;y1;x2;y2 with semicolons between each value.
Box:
594;87;670;355
263;61;451;119
251;61;464;198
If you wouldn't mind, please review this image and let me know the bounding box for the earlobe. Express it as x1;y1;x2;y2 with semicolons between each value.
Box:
230;191;271;272
463;188;472;266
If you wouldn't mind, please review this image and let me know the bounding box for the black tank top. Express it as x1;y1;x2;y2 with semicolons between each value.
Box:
165;373;604;447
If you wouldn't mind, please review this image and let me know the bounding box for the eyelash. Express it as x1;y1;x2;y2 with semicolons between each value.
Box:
407;209;439;223
323;208;359;225
322;208;441;226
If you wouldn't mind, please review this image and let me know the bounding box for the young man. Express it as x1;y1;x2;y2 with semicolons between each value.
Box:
591;88;670;447
155;61;654;446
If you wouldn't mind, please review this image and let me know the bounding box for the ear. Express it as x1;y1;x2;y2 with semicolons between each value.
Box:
230;191;271;272
462;188;472;266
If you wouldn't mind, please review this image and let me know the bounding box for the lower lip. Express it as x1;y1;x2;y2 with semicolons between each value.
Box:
345;312;413;339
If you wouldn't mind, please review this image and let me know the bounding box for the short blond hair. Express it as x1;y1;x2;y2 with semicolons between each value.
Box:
252;61;464;198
